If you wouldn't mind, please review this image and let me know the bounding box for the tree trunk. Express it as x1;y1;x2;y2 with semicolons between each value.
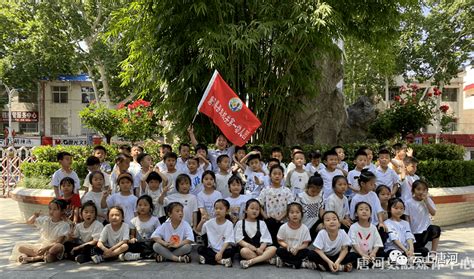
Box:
96;60;112;108
435;81;444;143
85;65;100;102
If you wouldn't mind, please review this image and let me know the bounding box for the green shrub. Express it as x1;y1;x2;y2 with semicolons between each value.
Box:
20;161;88;180
417;160;474;188
17;176;51;189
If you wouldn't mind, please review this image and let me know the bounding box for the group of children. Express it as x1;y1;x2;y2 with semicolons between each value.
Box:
14;131;441;272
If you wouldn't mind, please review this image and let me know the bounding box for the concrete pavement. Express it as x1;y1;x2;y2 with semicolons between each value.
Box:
0;197;473;278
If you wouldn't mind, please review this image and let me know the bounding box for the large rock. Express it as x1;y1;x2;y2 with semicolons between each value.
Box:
281;55;347;145
340;95;377;142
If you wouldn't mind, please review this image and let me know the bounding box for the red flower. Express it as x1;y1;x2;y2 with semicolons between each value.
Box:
410;84;418;90
117;103;125;109
412;93;417;97
399;86;406;93
440;105;449;113
394;95;401;101
427;92;433;97
123;118;129;123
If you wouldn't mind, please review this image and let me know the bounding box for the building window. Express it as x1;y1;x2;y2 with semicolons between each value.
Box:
52;86;68;103
51;117;68;135
470;151;474;161
442;88;458;102
19;123;38;134
81;87;95;103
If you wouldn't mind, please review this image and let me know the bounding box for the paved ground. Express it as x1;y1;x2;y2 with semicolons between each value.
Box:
0;198;473;278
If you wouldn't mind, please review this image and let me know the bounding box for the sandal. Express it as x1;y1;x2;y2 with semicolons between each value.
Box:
18;255;30;264
178;255;190;263
155;255;164;263
339;263;353;272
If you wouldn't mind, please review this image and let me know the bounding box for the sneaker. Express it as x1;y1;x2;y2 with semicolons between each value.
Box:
75;254;87;264
199;255;206;264
240;260;250;269
222;258;233;267
124;252;141;261
302;260;317;270
275;256;283;268
269;257;277;265
91;255;103;264
118;253;125;261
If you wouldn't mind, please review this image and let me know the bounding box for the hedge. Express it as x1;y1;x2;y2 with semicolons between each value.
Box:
417;160;474;188
19;142;469;188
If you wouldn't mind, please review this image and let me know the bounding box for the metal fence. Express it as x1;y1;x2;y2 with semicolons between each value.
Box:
1;146;36;197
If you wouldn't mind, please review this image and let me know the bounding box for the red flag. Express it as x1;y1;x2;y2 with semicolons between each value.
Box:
197;70;261;146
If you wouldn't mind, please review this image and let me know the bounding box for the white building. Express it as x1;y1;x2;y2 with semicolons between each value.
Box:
1;74;98;146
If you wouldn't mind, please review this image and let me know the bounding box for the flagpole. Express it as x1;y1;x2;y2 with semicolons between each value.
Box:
193;70;219;124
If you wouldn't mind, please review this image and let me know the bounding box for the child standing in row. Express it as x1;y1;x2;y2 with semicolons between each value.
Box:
285;151;311;196
296;174;324;240
375;149;400;196
215;155;232;198
305;151;324;175
51;152;81;198
325;176;352;231
165;174;198;228
320;150;344;201
259;165;294;245
347;150;368;200
235;199;277;269
185;157;204;196
82;171;107;222
225;175;250;224
196;199;235;267
59;177;81;223
242;152;267;199
93;145;111;174
197;171;223;221
399;157;420;202
152;202;194;263
142;171;168;222
103;173;138;225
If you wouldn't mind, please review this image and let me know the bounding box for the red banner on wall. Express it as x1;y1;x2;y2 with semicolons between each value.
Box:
197;70;261;146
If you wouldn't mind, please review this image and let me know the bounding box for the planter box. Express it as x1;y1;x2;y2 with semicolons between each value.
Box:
10;188;56;222
430;186;474;226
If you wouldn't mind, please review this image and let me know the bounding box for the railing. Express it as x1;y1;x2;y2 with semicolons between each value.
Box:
1;146;36;197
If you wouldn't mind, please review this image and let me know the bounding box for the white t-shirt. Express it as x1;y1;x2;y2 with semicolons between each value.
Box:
197;190;223;218
375;166;399;190
366;163;377;174
349;192;383;225
73;220;104;242
313;229;351;256
304;163;325;175
164;170;183;194
151;219;195;243
226;195;251;220
337;161;349;173
347;169;361;198
405;198;436;234
202;218;235;252
320;168;344;200
106;193;138;225
185;170;204;196
325;193;349;220
34;216;70;245
245;170;267;199
348;222;383;254
400;174;420;202
81;191;107;222
286;169;311;196
234;220;272;244
208;147;235;171
165;193;198;226
277;223;311;249
176;157;189;173
143;186;166;217
128;161;142;177
155;161;167;172
286;162;296;176
215;172;232;198
130;216;161;241
297;192;323;229
258;186;294;219
84;171;111;191
99;223;130;248
51;169;81;194
384;219;415;252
